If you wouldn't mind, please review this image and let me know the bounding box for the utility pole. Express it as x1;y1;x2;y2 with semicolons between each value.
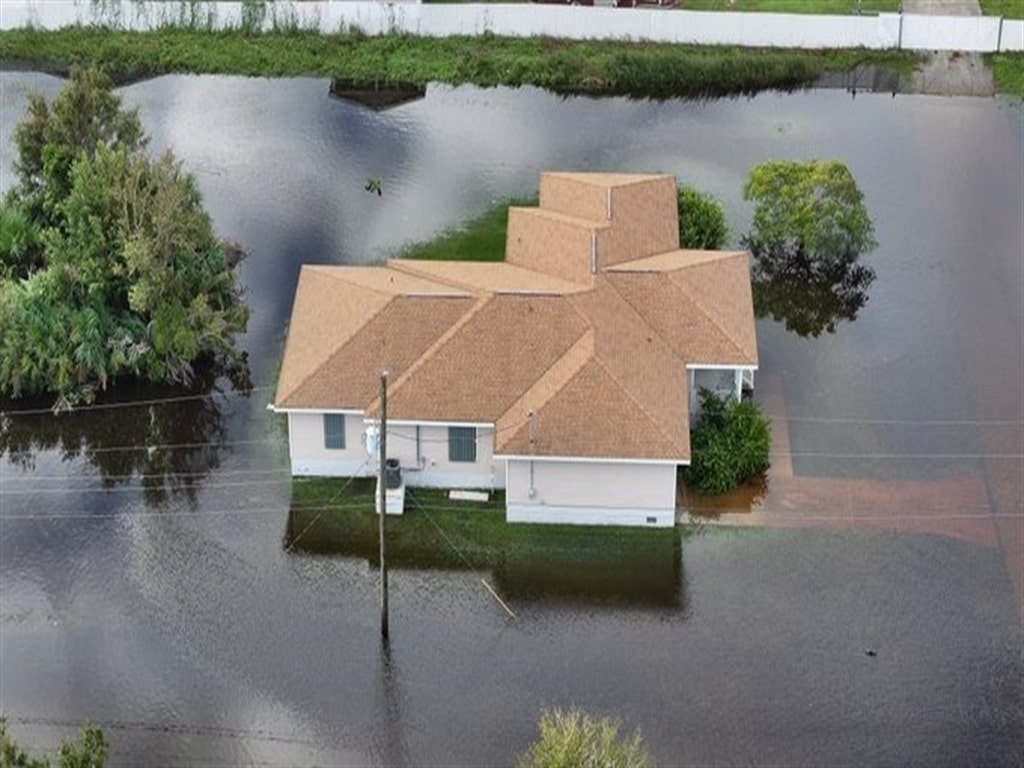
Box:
378;371;389;640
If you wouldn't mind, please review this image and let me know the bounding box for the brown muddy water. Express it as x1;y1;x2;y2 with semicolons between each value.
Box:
1;74;1022;766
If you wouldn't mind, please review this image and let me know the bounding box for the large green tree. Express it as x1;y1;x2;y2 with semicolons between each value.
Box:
1;67;248;404
742;159;877;337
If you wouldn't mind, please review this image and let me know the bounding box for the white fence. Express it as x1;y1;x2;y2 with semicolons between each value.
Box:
0;1;1021;52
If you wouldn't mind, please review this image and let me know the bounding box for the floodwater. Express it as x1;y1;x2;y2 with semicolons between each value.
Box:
1;74;1022;766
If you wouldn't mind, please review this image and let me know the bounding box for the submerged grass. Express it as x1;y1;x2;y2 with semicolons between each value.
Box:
989;53;1024;98
0;27;920;99
286;478;682;605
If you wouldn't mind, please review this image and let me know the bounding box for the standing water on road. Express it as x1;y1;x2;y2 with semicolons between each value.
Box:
1;74;1022;766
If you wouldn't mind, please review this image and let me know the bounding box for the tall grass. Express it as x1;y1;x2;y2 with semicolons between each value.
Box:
0;26;920;99
989;53;1024;98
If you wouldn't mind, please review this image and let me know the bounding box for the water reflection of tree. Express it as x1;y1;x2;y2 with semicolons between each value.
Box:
743;159;878;339
0;364;250;506
751;247;876;338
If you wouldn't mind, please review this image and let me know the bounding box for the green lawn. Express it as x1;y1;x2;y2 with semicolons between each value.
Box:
990;53;1024;97
399;197;533;262
0;27;920;100
980;0;1024;17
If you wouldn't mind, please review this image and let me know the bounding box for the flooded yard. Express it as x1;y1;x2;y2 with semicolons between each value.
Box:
1;74;1022;765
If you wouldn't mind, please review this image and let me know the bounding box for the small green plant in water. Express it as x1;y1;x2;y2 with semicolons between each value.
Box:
519;708;655;768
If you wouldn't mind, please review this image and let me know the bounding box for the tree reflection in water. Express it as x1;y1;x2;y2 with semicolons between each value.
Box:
750;248;876;338
0;362;250;506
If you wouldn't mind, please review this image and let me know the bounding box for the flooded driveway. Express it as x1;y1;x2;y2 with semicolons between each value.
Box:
1;74;1022;765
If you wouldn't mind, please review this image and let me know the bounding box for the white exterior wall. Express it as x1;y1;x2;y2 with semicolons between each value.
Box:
505;459;677;528
288;411;374;477
3;2;1020;52
383;423;505;490
286;412;504;489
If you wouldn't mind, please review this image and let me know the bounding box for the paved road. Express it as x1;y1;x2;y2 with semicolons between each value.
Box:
901;0;993;95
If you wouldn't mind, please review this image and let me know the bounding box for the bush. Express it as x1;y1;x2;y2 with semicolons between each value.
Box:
683;389;770;495
677;185;728;250
519;708;655;768
0;719;107;768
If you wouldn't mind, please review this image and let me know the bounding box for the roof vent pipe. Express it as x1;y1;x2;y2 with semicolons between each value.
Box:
606;188;612;220
590;231;597;274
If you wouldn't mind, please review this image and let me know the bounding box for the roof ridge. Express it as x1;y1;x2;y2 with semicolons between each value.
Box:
494;329;594;452
386;259;485;294
365;293;492;414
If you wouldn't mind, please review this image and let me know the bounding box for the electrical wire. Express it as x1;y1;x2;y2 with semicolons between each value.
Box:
0;386;277;417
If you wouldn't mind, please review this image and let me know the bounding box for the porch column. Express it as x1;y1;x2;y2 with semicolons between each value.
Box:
734;369;742;402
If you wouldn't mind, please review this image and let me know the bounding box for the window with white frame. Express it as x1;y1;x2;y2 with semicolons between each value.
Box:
323;414;345;450
448;426;477;463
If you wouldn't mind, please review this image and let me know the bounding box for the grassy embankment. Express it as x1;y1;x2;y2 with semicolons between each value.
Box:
980;0;1024;99
979;0;1024;17
0;26;920;99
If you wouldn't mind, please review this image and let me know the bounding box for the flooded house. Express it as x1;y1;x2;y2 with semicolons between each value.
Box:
271;171;758;527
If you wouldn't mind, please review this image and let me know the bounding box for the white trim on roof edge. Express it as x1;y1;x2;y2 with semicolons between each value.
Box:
496;454;688;466
269;406;366;415
685;363;759;371
377;419;494;429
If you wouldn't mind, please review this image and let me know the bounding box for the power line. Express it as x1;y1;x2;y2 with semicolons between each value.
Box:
0;477;296;496
1;436;284;457
284;459;372;553
2;496;1014;523
0;467;292;483
0;499;375;522
0;386;277;417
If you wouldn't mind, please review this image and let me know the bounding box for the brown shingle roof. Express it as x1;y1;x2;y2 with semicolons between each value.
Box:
281;295;476;410
608;250;758;365
375;293;590;422
387;259;589;295
273;265;469;408
274;172;757;462
496;360;686;460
